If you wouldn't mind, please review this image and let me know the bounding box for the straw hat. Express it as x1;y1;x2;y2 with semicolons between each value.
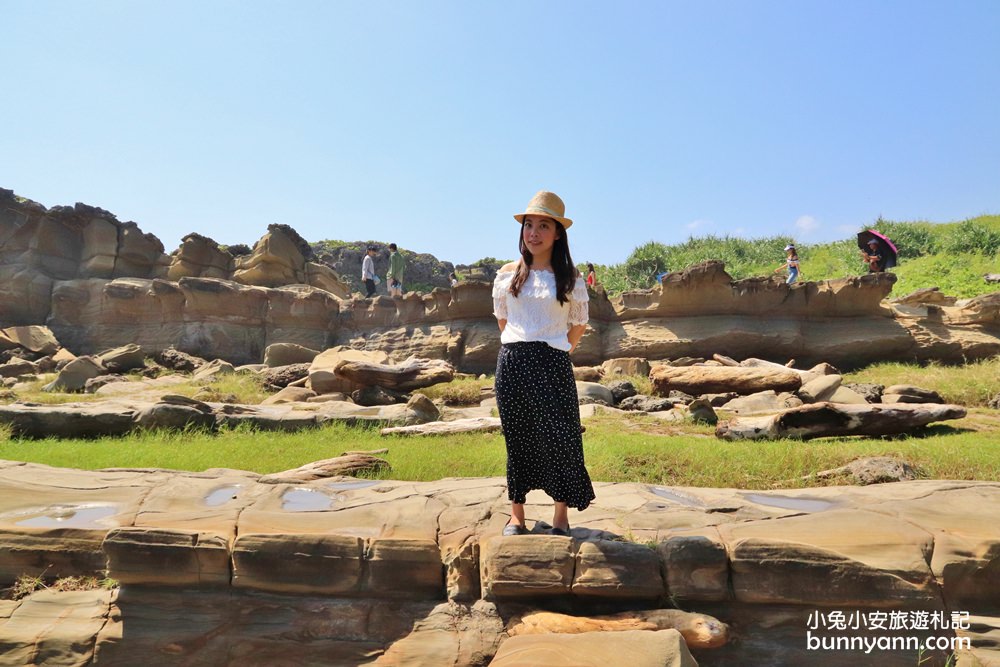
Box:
514;191;573;229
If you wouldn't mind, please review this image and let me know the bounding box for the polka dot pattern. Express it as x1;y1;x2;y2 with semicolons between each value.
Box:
495;341;596;511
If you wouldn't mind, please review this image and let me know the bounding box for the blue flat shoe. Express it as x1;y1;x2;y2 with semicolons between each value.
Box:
502;521;529;536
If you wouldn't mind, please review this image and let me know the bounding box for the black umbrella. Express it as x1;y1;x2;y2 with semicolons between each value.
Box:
857;229;898;271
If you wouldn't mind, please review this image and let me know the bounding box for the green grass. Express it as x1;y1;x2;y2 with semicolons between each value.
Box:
591;214;1000;299
2;412;997;489
413;376;492;405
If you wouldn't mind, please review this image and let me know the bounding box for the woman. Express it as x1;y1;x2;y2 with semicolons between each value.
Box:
586;263;596;288
861;239;883;272
492;191;595;537
774;244;800;284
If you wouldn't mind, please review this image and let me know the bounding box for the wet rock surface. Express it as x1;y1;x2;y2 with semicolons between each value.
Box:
0;463;997;666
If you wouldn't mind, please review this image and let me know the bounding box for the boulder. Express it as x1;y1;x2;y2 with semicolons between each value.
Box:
43;355;105;392
334;356;455;392
96;344;146;372
260;386;317;405
573;366;603;382
490;630;698;667
258;454;389;483
618;395;678;412
308;346;389;394
844;382;883;403
884;384;944;404
84;374;127;393
381;417;502;436
601;357;651;377
606;380;637;404
810;456;919;485
155;348;207;372
719;391;802;415
797;374;842;402
262;343;320;368
352;386;408;406
576;382;614;406
259;363;311;389
192;359;236;381
134;399;217;431
0;359;38;379
0;325;60;355
687;398;718;425
508;609;728;650
650;365;801;397
826;385;869;404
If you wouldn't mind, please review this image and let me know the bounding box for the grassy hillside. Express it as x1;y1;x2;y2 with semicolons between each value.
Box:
589;214;1000;298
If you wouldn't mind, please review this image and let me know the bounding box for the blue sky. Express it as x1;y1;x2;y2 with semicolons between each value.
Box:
2;1;998;266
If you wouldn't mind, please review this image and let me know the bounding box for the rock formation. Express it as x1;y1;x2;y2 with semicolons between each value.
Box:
0;464;997;665
3;189;999;373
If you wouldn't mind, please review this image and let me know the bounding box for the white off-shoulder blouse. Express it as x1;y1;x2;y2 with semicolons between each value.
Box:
492;269;590;352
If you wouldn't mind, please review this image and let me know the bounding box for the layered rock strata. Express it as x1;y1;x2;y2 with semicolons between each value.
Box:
0;461;997;665
3;189;999;372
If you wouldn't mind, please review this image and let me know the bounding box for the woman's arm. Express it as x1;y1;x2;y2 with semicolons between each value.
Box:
568;324;586;353
497;319;506;333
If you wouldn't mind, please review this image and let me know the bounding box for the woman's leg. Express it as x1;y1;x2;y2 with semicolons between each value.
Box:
552;501;569;531
510;502;526;528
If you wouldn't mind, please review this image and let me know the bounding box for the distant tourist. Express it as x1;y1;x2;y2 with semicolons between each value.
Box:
361;245;378;297
861;238;883;273
654;270;670;284
449;271;459;288
774;244;800;283
387;243;405;296
586;263;596;287
492;190;595;538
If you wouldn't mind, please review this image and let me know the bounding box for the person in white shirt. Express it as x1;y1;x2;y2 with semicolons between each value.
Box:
361;245;377;297
492;190;595;538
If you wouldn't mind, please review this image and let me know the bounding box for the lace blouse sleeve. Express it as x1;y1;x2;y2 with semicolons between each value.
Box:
492;271;513;320
567;277;590;326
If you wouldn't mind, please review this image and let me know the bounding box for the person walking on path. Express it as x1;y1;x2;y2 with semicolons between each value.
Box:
774;244;800;284
361;245;378;298
586;263;596;288
492;190;595;538
387;243;406;297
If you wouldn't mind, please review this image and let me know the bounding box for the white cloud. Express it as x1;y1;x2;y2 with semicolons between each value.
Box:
687;219;712;231
794;215;820;235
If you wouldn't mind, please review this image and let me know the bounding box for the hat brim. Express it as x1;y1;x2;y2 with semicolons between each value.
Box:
514;212;573;229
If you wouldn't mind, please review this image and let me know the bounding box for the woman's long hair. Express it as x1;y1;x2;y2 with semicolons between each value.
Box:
509;220;577;304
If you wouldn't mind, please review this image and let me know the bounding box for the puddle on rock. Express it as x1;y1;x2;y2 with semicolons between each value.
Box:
204;484;243;507
327;480;380;491
648;487;705;508
741;493;837;513
6;503;120;529
281;488;334;512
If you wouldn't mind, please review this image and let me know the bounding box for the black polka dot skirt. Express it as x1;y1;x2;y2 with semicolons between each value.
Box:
495;341;596;511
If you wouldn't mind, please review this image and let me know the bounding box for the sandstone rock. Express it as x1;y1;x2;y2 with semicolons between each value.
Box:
606;380;638;404
651;365;801;397
811;456;919;485
135;399;216;431
601;357;651;377
891;286;957;306
84;374;127;393
96;343;146;372
334;356;455;391
258;454;389;483
353;385;407;406
490;629;698;667
686;398;718;425
618;395;678;412
0;402;137;437
576;382;614;406
797;374;842;402
717;402;967;440
154;347;207;372
166;232;234;280
262;342;320;367
658;529;730;601
480;536;575;599
260;386;316;405
306;392;350;403
826;385;870;404
381;417;502;436
104;527;230;586
572;538;663;599
232;224;310;288
308;346;389;394
508;608;728;650
43;355;105;392
884;384;944;403
719;390;801;415
667;357;705;367
192;358;235;381
699;392;738;406
0;359;38;379
0;325;60;355
573;366;603;382
844;382;883;403
258;362;311;388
